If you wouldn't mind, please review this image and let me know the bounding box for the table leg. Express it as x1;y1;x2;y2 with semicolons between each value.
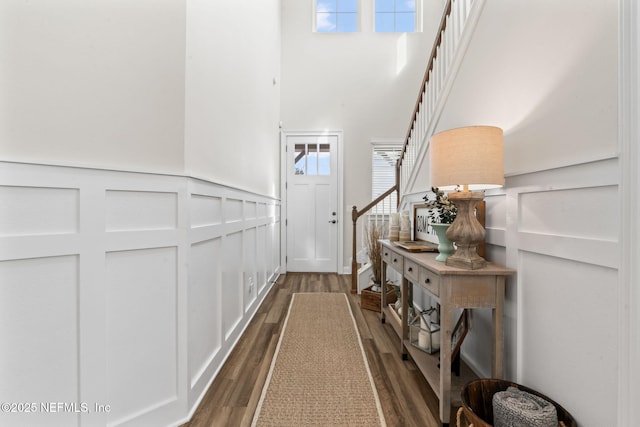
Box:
439;277;452;425
492;276;506;377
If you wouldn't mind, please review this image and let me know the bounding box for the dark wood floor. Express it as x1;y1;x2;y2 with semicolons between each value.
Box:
181;273;459;427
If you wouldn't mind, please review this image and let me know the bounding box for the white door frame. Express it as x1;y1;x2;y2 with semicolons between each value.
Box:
280;130;344;273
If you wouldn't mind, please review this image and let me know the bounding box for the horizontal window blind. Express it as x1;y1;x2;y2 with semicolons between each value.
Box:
372;144;402;213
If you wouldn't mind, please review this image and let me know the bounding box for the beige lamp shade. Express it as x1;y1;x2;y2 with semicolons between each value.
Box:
430;126;504;191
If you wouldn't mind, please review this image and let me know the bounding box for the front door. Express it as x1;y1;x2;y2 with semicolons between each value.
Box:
285;134;339;272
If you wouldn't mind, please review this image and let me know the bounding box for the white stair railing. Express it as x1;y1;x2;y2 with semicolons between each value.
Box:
352;0;486;292
398;0;485;197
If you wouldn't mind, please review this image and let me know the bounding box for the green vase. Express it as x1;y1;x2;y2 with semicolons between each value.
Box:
432;223;454;262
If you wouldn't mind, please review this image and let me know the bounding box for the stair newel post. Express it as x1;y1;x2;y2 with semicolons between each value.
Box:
351;205;359;294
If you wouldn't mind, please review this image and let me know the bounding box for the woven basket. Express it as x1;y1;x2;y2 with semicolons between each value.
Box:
457;379;577;427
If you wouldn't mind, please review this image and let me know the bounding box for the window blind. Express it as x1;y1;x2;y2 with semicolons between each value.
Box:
372;144;403;212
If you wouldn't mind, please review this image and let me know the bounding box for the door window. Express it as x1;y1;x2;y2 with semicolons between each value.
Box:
294;143;331;176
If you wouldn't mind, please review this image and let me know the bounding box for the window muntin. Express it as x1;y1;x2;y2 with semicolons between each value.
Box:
375;0;416;32
295;143;331;176
316;0;358;33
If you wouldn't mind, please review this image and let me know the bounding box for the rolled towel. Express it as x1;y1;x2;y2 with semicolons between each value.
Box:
493;386;558;427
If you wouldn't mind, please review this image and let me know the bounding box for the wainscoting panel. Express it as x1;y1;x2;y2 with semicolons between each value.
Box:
244;227;258;312
519;185;617;241
188;238;222;388
190;194;223;228
0;185;79;236
226;198;244;223
257;225;267;293
222;230;244;340
105;247;179;427
0;161;281;427
246;201;257;220
0;255;79;427
106;190;178;232
484;193;507;247
185;178;281;413
518;251;618;427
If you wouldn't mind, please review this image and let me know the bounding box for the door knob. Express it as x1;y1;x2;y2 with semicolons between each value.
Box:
329;220;337;224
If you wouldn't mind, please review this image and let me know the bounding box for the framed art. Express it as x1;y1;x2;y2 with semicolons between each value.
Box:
451;309;469;360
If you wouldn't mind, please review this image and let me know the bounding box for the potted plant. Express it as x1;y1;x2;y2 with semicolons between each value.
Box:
360;223;397;311
365;223;384;289
423;187;457;261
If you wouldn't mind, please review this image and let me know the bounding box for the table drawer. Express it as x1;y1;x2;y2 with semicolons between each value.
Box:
404;258;419;283
382;247;403;272
419;267;440;297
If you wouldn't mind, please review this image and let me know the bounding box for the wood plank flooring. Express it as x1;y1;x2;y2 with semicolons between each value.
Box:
181;273;459;427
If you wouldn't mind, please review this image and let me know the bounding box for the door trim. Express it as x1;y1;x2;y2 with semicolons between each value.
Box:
280;130;344;273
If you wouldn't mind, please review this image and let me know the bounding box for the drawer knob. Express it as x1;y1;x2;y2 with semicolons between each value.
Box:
384;252;388;256
425;278;431;284
408;267;413;272
393;258;397;263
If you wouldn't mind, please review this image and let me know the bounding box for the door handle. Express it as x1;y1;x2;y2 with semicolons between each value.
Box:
328;220;337;224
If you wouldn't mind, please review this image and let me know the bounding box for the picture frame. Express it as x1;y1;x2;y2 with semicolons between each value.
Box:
451;309;469;361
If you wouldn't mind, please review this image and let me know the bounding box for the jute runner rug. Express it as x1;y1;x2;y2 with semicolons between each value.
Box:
251;293;386;427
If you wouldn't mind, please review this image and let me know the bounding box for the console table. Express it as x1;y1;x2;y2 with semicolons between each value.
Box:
379;240;515;426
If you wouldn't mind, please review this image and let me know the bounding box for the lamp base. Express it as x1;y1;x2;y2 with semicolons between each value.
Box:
445;249;487;270
445;191;487;270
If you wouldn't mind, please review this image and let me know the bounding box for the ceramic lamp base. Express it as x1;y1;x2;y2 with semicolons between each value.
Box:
445;191;487;270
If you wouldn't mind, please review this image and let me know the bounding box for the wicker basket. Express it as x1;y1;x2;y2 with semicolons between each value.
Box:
361;285;397;312
458;379;577;427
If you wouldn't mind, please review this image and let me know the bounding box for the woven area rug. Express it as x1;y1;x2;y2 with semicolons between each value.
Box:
251;293;386;427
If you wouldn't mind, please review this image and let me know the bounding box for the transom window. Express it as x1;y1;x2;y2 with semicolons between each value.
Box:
375;0;416;32
295;143;331;175
315;0;358;33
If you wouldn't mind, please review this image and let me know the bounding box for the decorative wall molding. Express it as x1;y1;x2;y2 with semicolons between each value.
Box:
618;0;640;425
400;157;620;409
0;161;281;427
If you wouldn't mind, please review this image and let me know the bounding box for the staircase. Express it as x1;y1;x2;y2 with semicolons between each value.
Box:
351;0;485;293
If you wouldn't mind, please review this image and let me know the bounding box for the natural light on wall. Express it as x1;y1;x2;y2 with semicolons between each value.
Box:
396;32;407;74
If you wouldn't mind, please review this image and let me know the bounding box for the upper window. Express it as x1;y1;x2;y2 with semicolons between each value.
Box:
315;0;358;32
375;0;416;32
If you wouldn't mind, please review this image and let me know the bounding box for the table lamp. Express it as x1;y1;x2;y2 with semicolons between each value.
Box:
429;126;504;269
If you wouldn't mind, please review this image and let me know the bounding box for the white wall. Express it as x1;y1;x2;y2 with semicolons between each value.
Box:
436;0;618;175
0;0;187;174
184;0;282;198
0;1;283;426
404;1;620;426
280;0;447;270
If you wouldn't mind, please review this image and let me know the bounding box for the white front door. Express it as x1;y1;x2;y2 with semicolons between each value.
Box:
285;134;339;272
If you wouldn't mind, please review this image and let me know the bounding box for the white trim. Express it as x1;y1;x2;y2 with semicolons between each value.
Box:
370;138;403;146
618;0;640;425
280;130;344;274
